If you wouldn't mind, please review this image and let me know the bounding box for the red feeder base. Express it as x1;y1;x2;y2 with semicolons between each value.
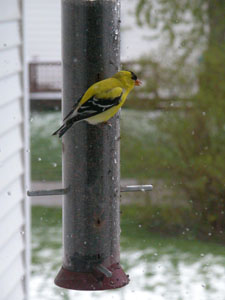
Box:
54;263;129;290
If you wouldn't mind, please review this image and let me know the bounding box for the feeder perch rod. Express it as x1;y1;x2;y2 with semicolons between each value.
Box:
27;188;68;197
95;264;113;278
27;185;153;197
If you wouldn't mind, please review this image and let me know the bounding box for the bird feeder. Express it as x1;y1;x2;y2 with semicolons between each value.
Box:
55;0;128;290
28;0;153;291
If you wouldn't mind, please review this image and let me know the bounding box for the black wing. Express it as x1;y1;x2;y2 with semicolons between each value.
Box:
63;95;83;121
77;93;122;118
52;92;122;138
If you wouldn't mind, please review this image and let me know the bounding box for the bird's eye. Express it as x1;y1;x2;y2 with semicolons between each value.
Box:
130;71;137;81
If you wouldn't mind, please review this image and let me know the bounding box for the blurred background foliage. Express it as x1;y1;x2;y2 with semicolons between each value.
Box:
31;0;225;242
127;0;225;238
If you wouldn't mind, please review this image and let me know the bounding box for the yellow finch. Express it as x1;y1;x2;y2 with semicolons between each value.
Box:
52;70;141;137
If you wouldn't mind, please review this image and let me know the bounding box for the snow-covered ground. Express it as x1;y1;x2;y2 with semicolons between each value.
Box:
31;237;225;300
31;220;225;300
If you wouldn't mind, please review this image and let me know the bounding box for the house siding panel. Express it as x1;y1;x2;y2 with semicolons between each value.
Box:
0;98;23;136
0;21;21;50
1;254;25;300
0;47;22;79
0;73;22;107
0;0;29;299
0;0;20;22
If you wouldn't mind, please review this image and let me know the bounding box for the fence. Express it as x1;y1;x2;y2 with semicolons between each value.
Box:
29;62;62;109
29;62;61;92
28;61;191;110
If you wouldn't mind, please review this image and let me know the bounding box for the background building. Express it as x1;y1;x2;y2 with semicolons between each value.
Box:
26;0;156;62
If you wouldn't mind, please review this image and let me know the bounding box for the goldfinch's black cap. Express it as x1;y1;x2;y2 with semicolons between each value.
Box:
130;71;138;81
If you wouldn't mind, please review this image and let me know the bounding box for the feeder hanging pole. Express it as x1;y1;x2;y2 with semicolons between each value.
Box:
54;0;129;291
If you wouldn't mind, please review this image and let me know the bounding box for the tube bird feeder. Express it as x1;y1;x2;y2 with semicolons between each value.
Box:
26;0;153;289
54;0;129;290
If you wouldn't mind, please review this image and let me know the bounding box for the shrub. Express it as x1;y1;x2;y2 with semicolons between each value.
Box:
148;45;225;236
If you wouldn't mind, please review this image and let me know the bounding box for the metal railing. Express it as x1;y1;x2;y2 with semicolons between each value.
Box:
29;62;62;93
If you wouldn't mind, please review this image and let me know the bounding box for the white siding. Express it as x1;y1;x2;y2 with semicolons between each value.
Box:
0;178;24;221
0;73;23;106
0;0;30;299
0;47;22;78
3;282;25;300
26;0;157;62
0;99;23;136
0;151;24;195
0;0;21;22
0;231;24;273
1;254;25;300
26;0;61;61
0;126;23;163
0;21;21;50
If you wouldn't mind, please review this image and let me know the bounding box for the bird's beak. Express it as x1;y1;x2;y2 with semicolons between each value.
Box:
135;79;142;86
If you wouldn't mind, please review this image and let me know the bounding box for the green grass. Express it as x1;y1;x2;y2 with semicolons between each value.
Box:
31;112;62;181
30;110;166;181
30;111;225;242
32;206;225;258
121;203;225;248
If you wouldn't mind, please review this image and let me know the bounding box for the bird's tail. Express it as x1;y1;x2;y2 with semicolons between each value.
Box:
52;124;66;137
52;115;82;138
